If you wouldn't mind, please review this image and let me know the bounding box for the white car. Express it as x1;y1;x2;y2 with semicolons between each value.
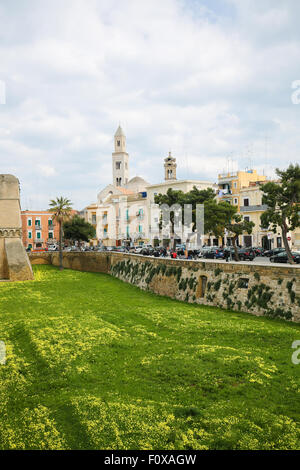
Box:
48;245;58;251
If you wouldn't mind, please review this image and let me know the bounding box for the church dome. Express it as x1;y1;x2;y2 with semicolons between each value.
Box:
126;176;149;192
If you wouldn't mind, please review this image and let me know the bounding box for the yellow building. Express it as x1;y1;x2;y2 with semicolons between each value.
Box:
219;176;299;251
218;169;267;210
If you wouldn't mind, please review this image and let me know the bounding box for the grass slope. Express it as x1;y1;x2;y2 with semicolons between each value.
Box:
0;265;299;450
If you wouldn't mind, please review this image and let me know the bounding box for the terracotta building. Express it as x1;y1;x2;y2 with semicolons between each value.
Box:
21;210;60;250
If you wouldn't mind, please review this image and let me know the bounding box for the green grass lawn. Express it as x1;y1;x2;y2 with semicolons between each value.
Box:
0;265;299;450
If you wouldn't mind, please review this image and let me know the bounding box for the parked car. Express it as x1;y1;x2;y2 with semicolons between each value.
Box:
140;247;155;256
95;246;106;252
270;251;300;263
105;246;117;252
264;247;285;257
153;247;167;257
237;248;255;261
252;246;265;256
202;247;222;259
116;246;127;253
48;244;58;251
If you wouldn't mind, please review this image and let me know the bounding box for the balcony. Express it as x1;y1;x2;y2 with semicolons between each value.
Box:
34;238;44;243
218;171;238;180
240;204;268;212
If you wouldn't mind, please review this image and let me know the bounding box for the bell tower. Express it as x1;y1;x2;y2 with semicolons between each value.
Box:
112;125;129;187
164;151;177;181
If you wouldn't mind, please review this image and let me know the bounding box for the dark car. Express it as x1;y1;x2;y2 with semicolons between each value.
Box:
153;247;167;257
264;247;285;257
270;251;300;263
238;248;255;261
203;247;222;259
252;246;265;256
140;247;155;256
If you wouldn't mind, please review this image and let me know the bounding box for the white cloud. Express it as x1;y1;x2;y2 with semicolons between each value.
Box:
38;164;56;177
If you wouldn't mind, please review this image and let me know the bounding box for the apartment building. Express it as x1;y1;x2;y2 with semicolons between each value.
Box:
21;210;59;250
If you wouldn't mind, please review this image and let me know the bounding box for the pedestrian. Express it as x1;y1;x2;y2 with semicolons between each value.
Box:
225;249;230;262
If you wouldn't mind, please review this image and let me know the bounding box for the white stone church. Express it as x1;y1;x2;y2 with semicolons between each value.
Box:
83;126;215;247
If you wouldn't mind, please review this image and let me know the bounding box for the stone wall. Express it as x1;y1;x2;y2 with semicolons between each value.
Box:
29;252;300;322
30;251;111;274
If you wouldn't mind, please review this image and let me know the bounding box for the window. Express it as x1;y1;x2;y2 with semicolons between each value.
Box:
28;218;32;227
48;218;53;227
244;216;250;222
199;276;207;298
92;214;96;224
35;218;41;227
243;198;249;207
48;232;53;239
126;209;129;221
28;231;32;239
139;225;142;233
233;182;237;189
116;161;121;169
234;198;238;205
36;231;41;239
117;140;120;147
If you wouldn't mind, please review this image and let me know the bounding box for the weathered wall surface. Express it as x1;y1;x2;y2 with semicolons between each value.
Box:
0;174;33;281
29;252;300;322
30;251;111;274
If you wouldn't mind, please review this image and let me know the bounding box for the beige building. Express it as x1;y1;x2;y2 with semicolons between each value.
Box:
218;169;267;209
218;174;299;250
84;127;216;247
83;126;149;246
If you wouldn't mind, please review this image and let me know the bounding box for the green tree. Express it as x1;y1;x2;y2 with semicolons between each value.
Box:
225;214;255;261
63;215;96;245
155;186;216;248
204;200;237;240
154;188;185;248
261;164;300;264
49;197;73;270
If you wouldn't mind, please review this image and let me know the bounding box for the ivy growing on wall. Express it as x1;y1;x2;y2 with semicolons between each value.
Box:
110;258;298;322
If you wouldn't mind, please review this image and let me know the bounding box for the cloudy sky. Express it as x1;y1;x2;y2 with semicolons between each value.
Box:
0;0;300;210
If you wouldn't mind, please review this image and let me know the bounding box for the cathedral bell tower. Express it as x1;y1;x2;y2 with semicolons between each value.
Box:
164;151;177;181
112;125;129;187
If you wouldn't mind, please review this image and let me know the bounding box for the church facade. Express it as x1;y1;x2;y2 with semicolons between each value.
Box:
84;126;216;247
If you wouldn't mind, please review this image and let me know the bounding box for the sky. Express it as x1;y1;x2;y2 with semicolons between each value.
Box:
0;0;300;210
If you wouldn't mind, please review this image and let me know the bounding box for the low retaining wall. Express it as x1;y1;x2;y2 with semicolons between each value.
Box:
30;252;300;322
30;251;110;274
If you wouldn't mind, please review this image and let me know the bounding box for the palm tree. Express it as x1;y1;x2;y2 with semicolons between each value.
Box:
49;197;73;270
